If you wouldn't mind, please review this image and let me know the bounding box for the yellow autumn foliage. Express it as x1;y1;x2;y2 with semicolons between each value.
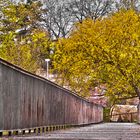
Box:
53;9;140;98
0;1;50;73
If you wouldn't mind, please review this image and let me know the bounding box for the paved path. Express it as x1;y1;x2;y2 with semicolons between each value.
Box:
7;123;140;140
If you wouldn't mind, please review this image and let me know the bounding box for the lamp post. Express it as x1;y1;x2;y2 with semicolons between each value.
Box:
45;59;50;79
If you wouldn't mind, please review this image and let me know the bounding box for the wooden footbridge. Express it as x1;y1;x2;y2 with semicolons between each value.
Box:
0;58;140;140
12;123;140;140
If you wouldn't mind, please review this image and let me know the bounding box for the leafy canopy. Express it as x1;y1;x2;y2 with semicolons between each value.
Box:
53;9;140;98
0;1;50;73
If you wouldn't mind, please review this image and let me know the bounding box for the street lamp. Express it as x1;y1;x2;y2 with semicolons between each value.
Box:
45;59;50;79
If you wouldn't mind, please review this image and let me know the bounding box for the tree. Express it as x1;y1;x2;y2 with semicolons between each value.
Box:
42;0;114;39
114;0;140;12
53;10;140;99
0;29;50;73
0;1;50;72
42;0;74;39
68;0;113;22
0;0;42;36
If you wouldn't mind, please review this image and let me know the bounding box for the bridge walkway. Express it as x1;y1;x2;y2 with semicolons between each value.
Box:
10;123;140;140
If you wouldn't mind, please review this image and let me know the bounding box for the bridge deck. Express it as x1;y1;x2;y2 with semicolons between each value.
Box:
9;123;140;140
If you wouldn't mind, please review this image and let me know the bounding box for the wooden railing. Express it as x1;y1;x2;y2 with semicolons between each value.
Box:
0;58;103;131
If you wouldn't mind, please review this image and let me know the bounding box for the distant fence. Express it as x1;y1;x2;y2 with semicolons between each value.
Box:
0;58;103;130
105;112;138;122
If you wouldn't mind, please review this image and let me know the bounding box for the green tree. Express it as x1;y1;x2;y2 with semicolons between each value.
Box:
0;0;42;35
53;9;140;99
0;29;50;72
0;1;50;72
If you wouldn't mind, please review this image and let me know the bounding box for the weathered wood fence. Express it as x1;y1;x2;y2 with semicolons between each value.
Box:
0;58;103;130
